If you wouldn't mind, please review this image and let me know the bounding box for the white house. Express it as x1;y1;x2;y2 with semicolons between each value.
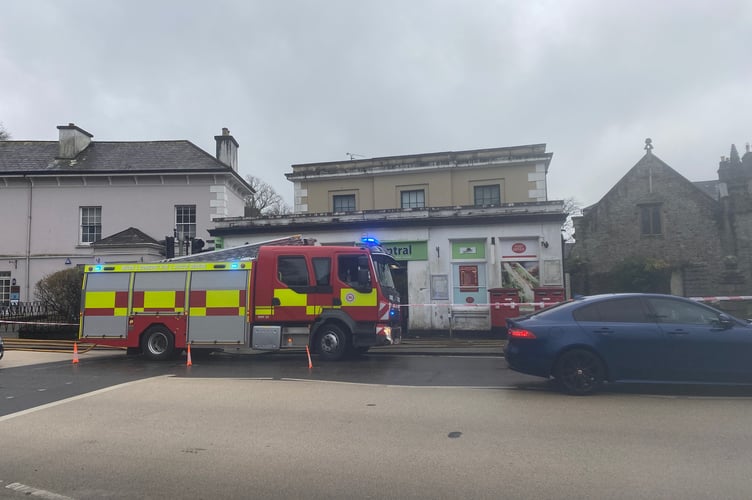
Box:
0;123;253;304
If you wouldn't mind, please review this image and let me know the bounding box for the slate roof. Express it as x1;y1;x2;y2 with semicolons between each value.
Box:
693;180;721;200
91;227;161;247
0;140;238;175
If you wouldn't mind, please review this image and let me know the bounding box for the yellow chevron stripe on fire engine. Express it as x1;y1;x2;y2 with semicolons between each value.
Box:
143;291;177;308
306;305;323;315
340;288;377;306
190;307;206;317
85;291;116;308
205;289;240;307
274;288;307;307
114;307;128;317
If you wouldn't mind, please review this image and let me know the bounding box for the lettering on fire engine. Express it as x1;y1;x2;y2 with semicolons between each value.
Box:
386;244;412;257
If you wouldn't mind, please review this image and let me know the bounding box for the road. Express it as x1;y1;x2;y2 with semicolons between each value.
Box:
2;347;752;499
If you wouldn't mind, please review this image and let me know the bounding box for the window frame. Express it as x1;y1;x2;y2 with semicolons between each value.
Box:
473;184;501;207
400;189;426;209
0;271;10;306
175;205;197;240
459;264;479;292
639;203;662;236
332;194;356;213
80;206;102;244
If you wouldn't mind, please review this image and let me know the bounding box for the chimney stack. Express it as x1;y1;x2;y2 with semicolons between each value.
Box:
215;127;239;171
57;123;93;159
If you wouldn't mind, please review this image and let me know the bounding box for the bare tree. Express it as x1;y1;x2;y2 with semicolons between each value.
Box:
561;197;582;243
244;175;291;216
0;122;10;141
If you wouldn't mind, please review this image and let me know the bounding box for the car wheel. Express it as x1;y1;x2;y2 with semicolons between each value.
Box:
553;349;606;395
141;326;175;361
316;324;348;361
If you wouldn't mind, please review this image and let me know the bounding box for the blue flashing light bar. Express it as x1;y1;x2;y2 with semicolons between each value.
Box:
230;262;239;269
94;265;103;272
361;237;380;246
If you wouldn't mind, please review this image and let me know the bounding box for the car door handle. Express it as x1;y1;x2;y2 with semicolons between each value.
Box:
667;329;688;335
592;328;613;335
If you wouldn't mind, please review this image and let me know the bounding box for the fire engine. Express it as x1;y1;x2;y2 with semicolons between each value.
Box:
78;239;401;361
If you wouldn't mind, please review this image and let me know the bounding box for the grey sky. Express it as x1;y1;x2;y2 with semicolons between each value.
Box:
1;0;750;209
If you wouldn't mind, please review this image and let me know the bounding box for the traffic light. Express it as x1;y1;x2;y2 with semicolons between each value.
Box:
165;236;175;259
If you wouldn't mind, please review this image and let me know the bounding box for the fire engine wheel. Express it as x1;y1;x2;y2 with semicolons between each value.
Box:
316;324;349;361
141;327;175;361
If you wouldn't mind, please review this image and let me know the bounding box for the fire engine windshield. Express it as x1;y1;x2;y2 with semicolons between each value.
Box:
371;254;396;290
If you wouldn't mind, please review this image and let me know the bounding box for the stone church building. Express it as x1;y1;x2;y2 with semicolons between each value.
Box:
569;139;752;303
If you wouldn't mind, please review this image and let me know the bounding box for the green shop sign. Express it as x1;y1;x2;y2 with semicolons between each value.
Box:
382;241;428;261
451;240;486;259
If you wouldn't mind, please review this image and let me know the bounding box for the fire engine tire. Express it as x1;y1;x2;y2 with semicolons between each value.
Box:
316;324;349;361
141;327;175;361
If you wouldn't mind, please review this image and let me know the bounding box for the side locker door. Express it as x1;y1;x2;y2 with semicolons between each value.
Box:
81;272;131;338
187;270;249;344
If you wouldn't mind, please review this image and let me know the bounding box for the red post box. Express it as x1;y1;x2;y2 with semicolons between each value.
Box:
533;287;565;310
488;288;521;335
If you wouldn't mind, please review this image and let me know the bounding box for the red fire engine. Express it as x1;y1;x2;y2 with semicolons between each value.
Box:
78;240;401;361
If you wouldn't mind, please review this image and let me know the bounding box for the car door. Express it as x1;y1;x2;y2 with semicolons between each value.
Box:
646;296;752;383
573;297;666;381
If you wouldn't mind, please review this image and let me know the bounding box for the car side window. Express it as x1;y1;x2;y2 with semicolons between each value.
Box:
573;298;651;323
647;298;718;325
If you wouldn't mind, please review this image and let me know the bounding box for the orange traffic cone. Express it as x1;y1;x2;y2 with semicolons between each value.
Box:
305;345;313;369
72;342;79;364
186;343;193;366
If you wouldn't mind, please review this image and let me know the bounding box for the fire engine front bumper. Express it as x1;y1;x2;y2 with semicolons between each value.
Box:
353;325;401;347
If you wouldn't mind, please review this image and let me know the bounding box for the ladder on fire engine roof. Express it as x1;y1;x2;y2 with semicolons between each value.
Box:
163;235;316;263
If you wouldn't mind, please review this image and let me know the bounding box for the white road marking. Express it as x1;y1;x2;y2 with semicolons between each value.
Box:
4;482;74;499
0;375;171;423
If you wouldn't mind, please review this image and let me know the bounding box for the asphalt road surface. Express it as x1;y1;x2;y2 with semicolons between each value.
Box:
2;349;752;499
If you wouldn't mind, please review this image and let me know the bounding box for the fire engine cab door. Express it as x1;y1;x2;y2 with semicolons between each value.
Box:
187;270;249;344
254;254;332;324
81;272;130;337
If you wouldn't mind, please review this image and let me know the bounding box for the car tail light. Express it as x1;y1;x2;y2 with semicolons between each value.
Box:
508;328;536;339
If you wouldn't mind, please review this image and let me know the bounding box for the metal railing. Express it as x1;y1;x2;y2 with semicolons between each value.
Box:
0;302;78;337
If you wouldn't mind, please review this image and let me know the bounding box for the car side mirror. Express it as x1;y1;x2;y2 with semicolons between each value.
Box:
718;314;735;328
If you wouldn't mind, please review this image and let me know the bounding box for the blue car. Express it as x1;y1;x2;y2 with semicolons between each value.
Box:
505;293;752;395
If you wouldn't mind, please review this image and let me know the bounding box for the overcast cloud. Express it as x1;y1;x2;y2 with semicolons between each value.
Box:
1;0;750;209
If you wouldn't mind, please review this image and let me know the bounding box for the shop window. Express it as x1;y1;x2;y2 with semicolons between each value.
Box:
459;265;479;292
